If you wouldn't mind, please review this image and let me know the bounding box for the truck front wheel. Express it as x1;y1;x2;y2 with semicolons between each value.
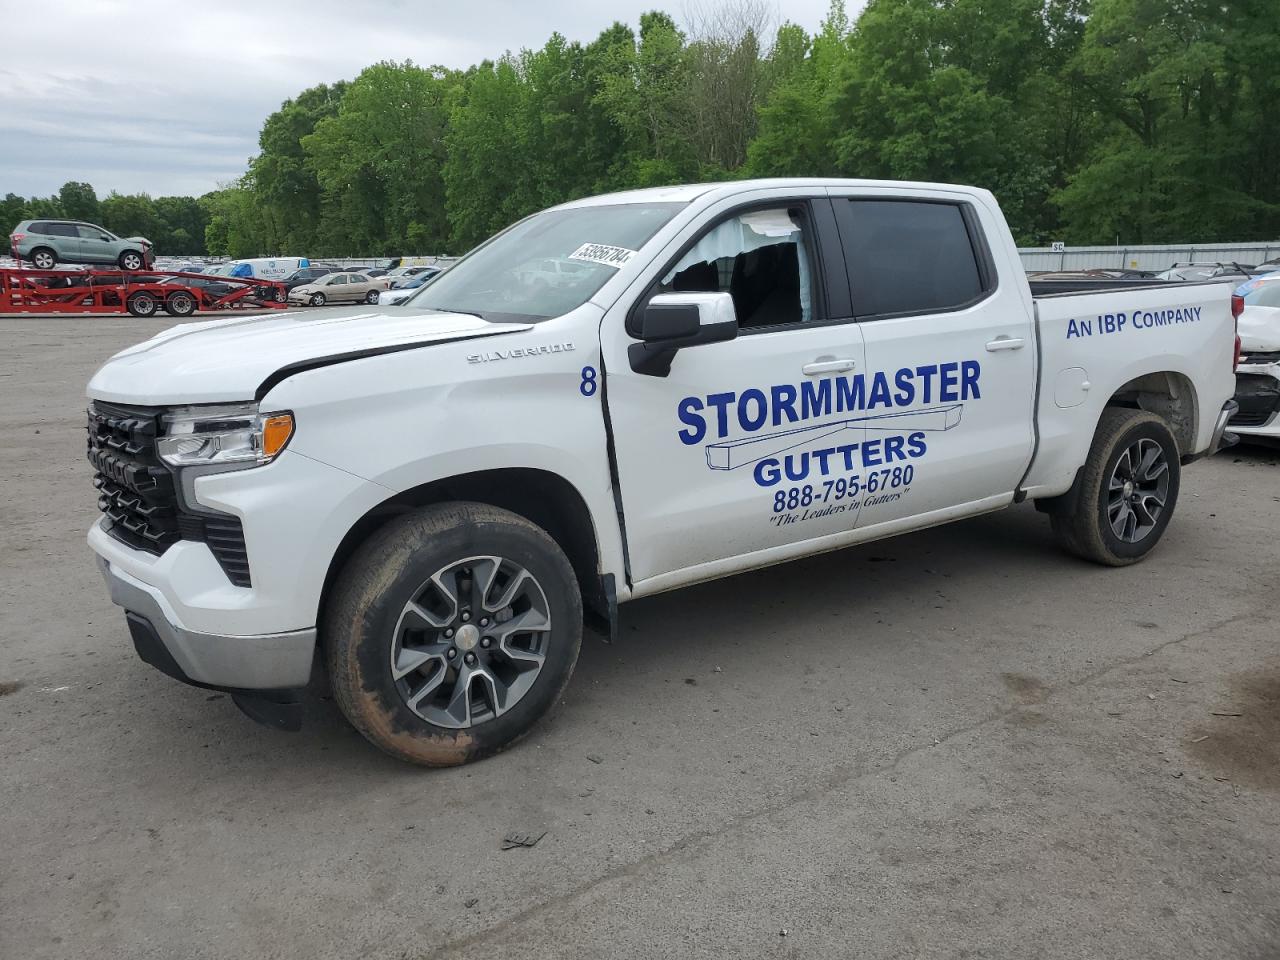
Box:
324;502;583;766
1050;408;1181;566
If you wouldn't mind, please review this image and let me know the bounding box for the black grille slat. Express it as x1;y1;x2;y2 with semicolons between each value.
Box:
203;518;252;587
87;402;252;587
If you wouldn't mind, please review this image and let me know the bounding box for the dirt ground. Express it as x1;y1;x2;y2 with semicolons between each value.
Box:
2;316;1278;959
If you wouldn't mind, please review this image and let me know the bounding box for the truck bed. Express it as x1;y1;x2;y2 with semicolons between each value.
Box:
1028;277;1195;298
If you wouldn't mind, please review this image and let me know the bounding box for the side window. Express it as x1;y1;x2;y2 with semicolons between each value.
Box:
843;200;986;318
329;275;347;285
48;223;79;238
77;225;105;240
657;206;813;330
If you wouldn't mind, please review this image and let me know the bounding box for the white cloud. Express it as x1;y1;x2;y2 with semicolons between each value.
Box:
2;0;849;198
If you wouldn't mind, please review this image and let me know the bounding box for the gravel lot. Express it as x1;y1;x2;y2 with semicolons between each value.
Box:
2;316;1278;960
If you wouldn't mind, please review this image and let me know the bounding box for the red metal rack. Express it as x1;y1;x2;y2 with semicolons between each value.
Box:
0;267;289;316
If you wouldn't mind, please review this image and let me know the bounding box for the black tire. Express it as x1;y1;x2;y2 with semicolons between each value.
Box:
118;251;144;271
310;292;326;306
126;292;158;318
364;289;379;304
164;291;196;317
274;287;287;303
324;502;583;766
1050;408;1181;566
30;247;56;270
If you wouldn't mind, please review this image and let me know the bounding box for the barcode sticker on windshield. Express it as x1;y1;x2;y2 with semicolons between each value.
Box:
568;243;637;268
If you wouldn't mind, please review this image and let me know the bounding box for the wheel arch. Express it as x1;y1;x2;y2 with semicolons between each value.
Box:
1103;370;1197;456
318;467;607;642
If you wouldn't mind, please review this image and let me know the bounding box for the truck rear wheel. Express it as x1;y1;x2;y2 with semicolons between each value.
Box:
324;502;583;766
126;292;158;317
164;291;196;316
1050;408;1181;566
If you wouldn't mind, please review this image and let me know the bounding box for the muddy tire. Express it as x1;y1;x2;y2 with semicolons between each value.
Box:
324;502;582;766
1050;408;1181;566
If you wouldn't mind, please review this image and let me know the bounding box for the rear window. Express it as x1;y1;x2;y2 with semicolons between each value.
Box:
842;200;986;318
1243;279;1280;308
28;221;49;234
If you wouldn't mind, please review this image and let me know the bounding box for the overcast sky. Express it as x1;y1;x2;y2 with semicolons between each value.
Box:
1;0;848;200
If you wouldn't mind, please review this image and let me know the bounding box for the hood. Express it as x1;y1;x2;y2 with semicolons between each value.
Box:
87;305;533;404
127;236;151;246
1238;305;1280;353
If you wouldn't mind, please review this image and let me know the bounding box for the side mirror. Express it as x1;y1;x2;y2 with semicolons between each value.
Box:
629;292;738;377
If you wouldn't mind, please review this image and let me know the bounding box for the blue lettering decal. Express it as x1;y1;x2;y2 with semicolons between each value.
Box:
677;397;705;445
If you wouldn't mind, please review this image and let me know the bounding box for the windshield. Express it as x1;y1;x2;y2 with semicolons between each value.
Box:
403;201;685;321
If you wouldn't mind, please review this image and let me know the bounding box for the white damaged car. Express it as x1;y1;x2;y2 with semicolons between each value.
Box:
1229;273;1280;442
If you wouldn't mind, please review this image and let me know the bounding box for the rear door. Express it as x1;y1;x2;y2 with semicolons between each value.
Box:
828;190;1037;530
46;222;83;261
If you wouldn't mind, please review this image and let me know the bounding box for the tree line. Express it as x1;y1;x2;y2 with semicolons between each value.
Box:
6;0;1278;257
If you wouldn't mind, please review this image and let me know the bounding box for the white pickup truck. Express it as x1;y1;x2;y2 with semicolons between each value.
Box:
86;179;1241;765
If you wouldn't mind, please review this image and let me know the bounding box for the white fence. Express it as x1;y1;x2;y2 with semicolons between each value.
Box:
1019;242;1280;272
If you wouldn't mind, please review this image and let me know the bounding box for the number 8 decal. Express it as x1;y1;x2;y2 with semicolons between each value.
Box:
580;366;598;397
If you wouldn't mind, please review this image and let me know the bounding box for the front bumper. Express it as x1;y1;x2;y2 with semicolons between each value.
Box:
1229;364;1280;438
97;554;315;690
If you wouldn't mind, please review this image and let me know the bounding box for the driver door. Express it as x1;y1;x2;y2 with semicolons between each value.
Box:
602;194;868;590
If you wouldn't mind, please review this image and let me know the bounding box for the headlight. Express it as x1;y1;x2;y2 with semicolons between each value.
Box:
157;403;294;467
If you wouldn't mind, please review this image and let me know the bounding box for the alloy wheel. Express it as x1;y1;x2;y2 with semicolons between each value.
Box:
390;555;551;729
1107;438;1170;543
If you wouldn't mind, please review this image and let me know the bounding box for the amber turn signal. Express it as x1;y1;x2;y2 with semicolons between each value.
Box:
261;413;295;459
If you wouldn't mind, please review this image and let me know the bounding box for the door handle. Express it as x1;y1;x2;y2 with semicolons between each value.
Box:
985;336;1026;352
802;357;856;376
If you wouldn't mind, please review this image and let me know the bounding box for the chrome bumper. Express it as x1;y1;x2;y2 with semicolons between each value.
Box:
97;556;315;690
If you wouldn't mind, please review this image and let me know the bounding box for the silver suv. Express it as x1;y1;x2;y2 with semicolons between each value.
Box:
10;219;154;271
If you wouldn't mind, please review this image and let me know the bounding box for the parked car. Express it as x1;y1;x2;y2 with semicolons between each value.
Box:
85;178;1239;763
287;271;387;306
10;219;153;270
382;265;435;284
378;269;440;305
1228;272;1280;441
210;257;312;281
363;268;389;278
390;267;441;289
1156;261;1256;282
513;256;594;289
281;266;340;291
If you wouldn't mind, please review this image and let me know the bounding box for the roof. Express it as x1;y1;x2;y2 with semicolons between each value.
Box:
553;178;988;209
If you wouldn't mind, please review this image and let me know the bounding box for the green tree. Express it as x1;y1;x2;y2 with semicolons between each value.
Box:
1;193;26;232
251;82;347;253
747;4;851;177
1056;0;1279;242
153;195;209;254
825;0;1068;242
57;182;100;223
304;62;457;255
99;193;159;240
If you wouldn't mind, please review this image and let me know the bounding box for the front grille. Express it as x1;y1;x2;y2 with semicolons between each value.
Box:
88;402;181;551
87;401;252;586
